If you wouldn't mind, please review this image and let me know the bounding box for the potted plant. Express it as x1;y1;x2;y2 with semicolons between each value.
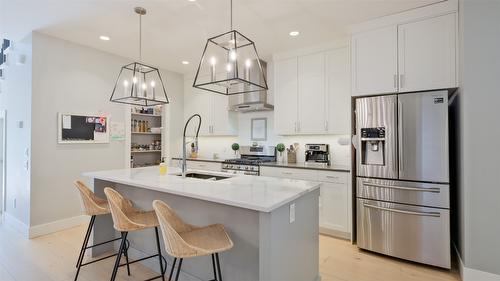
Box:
276;143;286;163
231;143;240;157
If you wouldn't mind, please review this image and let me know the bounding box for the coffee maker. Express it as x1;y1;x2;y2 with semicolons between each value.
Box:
305;144;330;166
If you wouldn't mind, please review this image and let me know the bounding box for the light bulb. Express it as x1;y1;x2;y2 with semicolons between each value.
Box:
245;59;252;68
123;80;129;87
142;83;147;90
226;63;232;73
210;56;217;66
150;81;156;88
132;77;138;84
229;50;237;61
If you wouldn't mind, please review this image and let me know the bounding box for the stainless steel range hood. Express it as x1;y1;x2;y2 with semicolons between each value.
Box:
229;60;274;113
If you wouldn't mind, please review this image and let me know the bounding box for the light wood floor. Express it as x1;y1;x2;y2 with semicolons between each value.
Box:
0;223;460;281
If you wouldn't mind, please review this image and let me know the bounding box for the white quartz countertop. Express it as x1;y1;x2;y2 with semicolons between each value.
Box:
84;166;320;213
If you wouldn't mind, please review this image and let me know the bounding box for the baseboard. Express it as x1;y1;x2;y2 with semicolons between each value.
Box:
319;227;350;240
453;242;500;281
3;212;29;238
29;215;89;239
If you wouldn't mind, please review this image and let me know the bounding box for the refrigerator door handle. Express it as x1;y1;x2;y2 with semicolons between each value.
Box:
362;182;441;193
363;203;441;217
398;100;404;175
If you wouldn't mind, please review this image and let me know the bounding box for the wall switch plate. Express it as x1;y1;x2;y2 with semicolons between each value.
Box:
18;121;23;128
289;203;296;223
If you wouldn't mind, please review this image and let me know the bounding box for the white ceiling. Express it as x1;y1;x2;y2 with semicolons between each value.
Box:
0;0;441;74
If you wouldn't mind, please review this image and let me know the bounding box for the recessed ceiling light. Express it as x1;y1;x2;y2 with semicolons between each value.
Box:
99;35;110;41
182;61;190;65
188;0;196;2
289;31;300;37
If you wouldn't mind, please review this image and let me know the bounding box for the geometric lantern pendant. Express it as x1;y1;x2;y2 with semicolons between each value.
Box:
193;1;268;95
110;7;169;106
110;62;169;106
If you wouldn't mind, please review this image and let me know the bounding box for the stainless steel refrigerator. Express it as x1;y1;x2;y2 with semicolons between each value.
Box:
355;90;450;268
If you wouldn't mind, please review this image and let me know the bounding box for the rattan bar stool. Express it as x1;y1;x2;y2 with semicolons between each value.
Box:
104;187;167;281
74;181;132;281
152;200;234;281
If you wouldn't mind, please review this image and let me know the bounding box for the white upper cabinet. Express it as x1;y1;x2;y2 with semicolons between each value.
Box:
274;47;350;135
398;13;457;92
184;80;211;136
274;57;298;135
351;10;458;96
326;47;351;134
298;52;326;134
351;25;398;96
184;79;238;136
211;93;238;135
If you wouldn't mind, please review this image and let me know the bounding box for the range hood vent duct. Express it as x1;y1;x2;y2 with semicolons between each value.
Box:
229;60;274;113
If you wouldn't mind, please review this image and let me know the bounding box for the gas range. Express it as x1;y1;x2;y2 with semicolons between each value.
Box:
221;146;276;176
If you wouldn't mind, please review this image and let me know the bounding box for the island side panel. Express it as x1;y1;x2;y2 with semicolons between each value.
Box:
259;188;320;281
108;182;261;281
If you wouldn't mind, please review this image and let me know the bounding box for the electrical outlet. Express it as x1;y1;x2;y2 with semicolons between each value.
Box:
289;203;295;223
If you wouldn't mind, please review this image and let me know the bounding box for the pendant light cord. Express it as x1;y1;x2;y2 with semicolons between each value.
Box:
230;0;233;30
139;13;142;62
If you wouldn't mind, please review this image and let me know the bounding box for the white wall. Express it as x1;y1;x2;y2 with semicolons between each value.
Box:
0;34;32;227
29;32;184;228
456;0;500;278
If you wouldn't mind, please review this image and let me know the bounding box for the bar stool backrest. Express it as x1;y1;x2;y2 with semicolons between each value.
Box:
74;181;109;216
104;187;142;232
153;200;205;258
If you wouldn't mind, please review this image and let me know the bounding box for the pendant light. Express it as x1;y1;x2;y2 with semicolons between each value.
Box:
193;0;268;95
110;7;169;106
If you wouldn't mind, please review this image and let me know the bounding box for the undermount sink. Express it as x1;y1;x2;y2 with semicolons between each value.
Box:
177;172;230;181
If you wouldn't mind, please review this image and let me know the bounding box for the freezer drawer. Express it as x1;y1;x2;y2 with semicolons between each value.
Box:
357;199;450;268
357;178;449;208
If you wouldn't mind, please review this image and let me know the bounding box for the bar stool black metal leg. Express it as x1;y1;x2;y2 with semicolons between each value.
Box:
215;253;222;281
174;258;183;281
110;232;128;281
123;239;131;276
211;254;218;280
74;215;95;281
154;227;166;281
76;215;95;268
169;258;177;281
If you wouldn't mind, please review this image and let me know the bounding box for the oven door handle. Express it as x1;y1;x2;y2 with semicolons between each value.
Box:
363;203;441;217
362;182;441;193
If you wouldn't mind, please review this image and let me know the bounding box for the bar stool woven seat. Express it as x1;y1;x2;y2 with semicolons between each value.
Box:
153;200;233;281
73;181;131;281
104;187;166;281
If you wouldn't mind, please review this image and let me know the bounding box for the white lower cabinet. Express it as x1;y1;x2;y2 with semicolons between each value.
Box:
260;166;350;238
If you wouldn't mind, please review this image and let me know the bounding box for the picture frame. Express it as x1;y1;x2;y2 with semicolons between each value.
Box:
251;118;267;141
57;113;110;144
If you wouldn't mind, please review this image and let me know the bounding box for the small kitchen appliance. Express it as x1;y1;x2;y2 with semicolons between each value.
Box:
305;144;330;165
222;145;276;175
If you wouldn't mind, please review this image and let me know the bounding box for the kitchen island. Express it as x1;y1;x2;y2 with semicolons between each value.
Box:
84;166;320;281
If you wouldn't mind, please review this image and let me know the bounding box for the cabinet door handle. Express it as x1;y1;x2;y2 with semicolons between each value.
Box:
282;172;293;175
297;122;300;133
326;176;339;179
399;74;405;89
324;120;328;131
294;122;297;133
394;74;398;89
363;203;441;217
